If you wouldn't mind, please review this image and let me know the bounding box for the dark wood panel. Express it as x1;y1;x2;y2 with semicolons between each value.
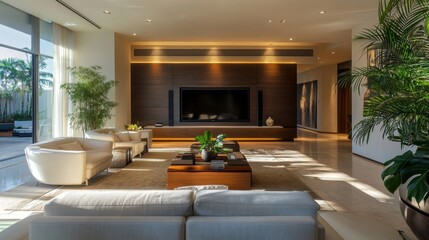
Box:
131;63;297;139
131;64;173;85
132;84;171;108
172;64;258;86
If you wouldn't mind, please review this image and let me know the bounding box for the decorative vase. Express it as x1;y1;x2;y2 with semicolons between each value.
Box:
266;116;274;127
201;149;217;162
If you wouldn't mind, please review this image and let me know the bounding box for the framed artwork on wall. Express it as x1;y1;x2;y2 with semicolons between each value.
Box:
297;80;317;129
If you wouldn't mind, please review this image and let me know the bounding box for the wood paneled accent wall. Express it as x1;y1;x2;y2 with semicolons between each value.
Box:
131;63;297;128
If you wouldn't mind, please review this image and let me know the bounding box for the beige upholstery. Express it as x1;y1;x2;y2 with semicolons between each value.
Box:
25;137;113;185
85;128;146;157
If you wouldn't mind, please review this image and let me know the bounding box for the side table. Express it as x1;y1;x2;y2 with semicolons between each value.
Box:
111;147;132;168
140;129;153;151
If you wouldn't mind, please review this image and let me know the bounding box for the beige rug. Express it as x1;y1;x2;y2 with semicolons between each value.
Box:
7;148;335;211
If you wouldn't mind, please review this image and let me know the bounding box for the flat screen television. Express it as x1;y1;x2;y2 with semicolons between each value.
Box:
180;87;250;122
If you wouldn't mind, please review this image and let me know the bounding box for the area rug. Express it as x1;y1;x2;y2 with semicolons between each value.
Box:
7;148;335;212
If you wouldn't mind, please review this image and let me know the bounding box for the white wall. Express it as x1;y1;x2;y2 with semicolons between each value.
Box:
351;16;413;163
73;31;116;131
297;64;338;133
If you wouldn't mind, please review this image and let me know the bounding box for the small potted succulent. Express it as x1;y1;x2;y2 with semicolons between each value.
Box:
195;131;227;161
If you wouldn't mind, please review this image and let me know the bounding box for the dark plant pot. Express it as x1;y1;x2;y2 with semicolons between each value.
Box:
201;149;217;162
399;186;429;240
0;123;14;132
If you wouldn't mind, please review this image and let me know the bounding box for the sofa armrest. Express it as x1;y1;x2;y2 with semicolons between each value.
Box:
30;216;185;240
186;216;317;240
0;213;43;240
25;147;87;185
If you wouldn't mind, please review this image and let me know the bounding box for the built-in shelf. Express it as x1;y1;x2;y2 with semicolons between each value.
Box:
145;126;296;141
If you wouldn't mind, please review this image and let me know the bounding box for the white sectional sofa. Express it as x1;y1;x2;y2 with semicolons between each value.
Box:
25;190;323;240
85;128;146;157
25;137;113;186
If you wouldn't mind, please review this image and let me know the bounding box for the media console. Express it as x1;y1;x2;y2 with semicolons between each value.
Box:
144;126;296;141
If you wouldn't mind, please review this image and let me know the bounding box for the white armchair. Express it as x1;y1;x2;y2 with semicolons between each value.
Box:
25;137;113;186
85;128;147;157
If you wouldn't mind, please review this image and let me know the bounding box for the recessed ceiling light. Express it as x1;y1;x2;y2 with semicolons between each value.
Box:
133;33;137;36
331;51;335;54
289;38;293;41
103;10;111;14
280;19;286;23
320;10;326;15
268;20;273;23
146;19;152;23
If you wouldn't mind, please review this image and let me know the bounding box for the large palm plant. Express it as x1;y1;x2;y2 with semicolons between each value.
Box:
339;0;429;205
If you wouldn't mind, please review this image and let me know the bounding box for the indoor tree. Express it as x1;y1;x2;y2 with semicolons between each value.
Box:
339;0;429;205
338;1;429;235
61;66;117;135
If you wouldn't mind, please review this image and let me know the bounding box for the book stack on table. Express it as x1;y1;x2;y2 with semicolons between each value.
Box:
171;152;195;165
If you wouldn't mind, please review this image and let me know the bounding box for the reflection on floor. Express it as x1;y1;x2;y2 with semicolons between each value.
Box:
0;129;416;239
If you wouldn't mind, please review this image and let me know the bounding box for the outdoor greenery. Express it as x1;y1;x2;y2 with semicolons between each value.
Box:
61;66;117;135
338;0;429;204
0;52;52;122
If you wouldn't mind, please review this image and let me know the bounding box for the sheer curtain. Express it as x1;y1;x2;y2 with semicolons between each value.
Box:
52;23;73;137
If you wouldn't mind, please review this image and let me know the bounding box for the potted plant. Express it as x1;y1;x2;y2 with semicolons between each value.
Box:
125;122;143;131
338;0;429;238
195;131;227;161
61;66;117;136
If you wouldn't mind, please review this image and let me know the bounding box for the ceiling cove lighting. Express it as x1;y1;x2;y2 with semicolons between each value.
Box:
56;0;101;29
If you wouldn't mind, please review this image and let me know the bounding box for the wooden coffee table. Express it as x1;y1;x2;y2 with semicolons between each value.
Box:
167;153;252;190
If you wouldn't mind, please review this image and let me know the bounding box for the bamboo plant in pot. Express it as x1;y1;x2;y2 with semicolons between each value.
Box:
61;66;117;136
338;0;429;238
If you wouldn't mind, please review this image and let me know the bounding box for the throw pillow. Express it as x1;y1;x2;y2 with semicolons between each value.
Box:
108;130;120;142
59;141;84;151
128;131;141;141
116;132;130;142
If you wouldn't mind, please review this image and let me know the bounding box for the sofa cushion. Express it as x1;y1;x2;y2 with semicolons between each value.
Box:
186;216;317;240
59;141;83;151
128;131;141;141
116;132;130;142
44;190;194;217
193;190;319;217
108;131;120;142
30;216;185;240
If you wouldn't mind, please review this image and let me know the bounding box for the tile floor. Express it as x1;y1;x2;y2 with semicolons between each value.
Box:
0;128;416;239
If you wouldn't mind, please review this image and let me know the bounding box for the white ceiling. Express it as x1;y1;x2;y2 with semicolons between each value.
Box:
2;0;378;67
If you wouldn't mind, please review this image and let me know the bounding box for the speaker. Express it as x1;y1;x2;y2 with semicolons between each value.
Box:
257;90;263;126
168;90;174;126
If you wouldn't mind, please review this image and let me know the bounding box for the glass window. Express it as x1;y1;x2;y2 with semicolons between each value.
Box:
40;20;53;57
0;2;32;50
38;55;53;141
